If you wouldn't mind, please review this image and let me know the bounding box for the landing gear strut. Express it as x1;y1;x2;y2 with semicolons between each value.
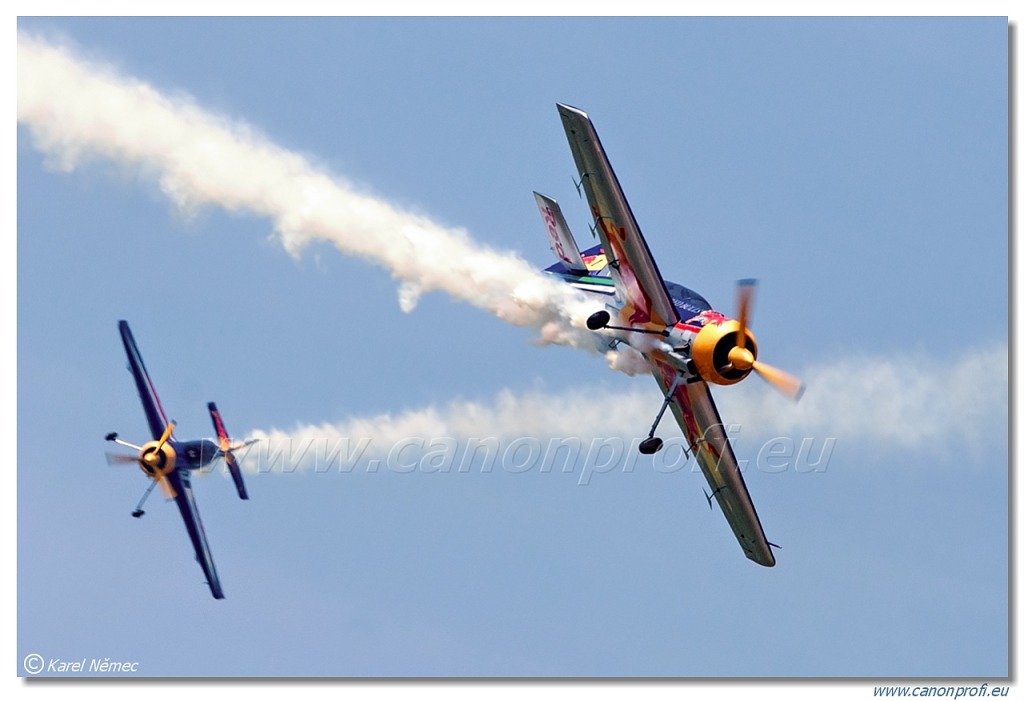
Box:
639;372;685;454
132;478;159;518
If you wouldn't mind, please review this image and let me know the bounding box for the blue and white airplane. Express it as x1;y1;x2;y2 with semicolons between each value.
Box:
105;320;254;598
537;105;804;567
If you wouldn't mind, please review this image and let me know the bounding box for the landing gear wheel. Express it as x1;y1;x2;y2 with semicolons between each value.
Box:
639;437;664;455
586;310;611;330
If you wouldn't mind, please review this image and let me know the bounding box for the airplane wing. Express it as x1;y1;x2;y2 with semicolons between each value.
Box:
166;469;225;599
557;104;680;331
118;320;172;441
648;353;776;567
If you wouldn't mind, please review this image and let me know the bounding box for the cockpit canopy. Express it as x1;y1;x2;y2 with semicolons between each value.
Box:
664;280;711;320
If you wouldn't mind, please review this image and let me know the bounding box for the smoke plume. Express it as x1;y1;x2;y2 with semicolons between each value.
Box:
239;345;1008;475
17;32;601;351
21;34;1007;473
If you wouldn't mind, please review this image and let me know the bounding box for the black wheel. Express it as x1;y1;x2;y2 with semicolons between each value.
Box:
639;437;663;455
586;310;611;330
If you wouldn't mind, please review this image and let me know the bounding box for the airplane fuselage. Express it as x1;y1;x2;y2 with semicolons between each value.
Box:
549;258;757;387
587;282;760;388
172;438;222;471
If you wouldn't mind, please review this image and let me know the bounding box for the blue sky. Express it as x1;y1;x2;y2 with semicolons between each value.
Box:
15;16;1008;683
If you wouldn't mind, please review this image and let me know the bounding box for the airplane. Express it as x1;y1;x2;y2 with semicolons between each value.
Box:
105;320;255;598
536;104;804;567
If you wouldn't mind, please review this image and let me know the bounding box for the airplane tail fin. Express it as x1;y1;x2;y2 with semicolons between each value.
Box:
535;191;613;296
534;192;588;274
208;402;249;500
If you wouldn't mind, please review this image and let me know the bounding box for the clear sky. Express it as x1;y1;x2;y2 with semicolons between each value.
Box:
15;15;1008;685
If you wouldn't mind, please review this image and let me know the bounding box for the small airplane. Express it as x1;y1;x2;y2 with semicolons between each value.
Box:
536;104;804;567
105;320;254;598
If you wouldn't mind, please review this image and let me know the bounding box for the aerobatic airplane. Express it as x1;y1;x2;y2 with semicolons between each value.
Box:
105;320;254;598
537;104;804;567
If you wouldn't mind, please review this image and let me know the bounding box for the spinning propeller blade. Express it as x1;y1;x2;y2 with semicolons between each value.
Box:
106;452;139;466
733;279;805;401
752;360;805;401
155;421;175;452
156;475;176;499
151;421;177;498
735;279;755;351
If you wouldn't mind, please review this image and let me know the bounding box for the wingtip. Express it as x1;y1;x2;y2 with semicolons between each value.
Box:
556;103;588;120
209;578;226;599
747;550;776;567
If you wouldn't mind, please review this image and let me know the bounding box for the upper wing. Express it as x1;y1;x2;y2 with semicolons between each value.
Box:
557;104;679;330
118;320;172;442
648;353;776;567
166;469;225;599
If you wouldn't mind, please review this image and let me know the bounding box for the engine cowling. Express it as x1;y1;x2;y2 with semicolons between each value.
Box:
139;440;176;479
691;319;758;386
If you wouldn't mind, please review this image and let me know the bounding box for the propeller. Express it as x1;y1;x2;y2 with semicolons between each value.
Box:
105;452;141;466
145;422;177;498
107;421;178;499
153;473;176;500
106;454;177;499
730;279;805;401
153;421;175;455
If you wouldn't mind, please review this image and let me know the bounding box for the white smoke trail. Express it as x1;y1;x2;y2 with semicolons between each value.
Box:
238;345;1008;475
716;343;1009;453
19;34;1008;473
16;32;601;351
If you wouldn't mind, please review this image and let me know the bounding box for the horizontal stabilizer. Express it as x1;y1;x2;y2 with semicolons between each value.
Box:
208;402;248;500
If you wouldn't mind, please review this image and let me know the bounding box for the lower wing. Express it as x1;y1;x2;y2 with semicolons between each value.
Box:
167;470;225;598
648;354;776;567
